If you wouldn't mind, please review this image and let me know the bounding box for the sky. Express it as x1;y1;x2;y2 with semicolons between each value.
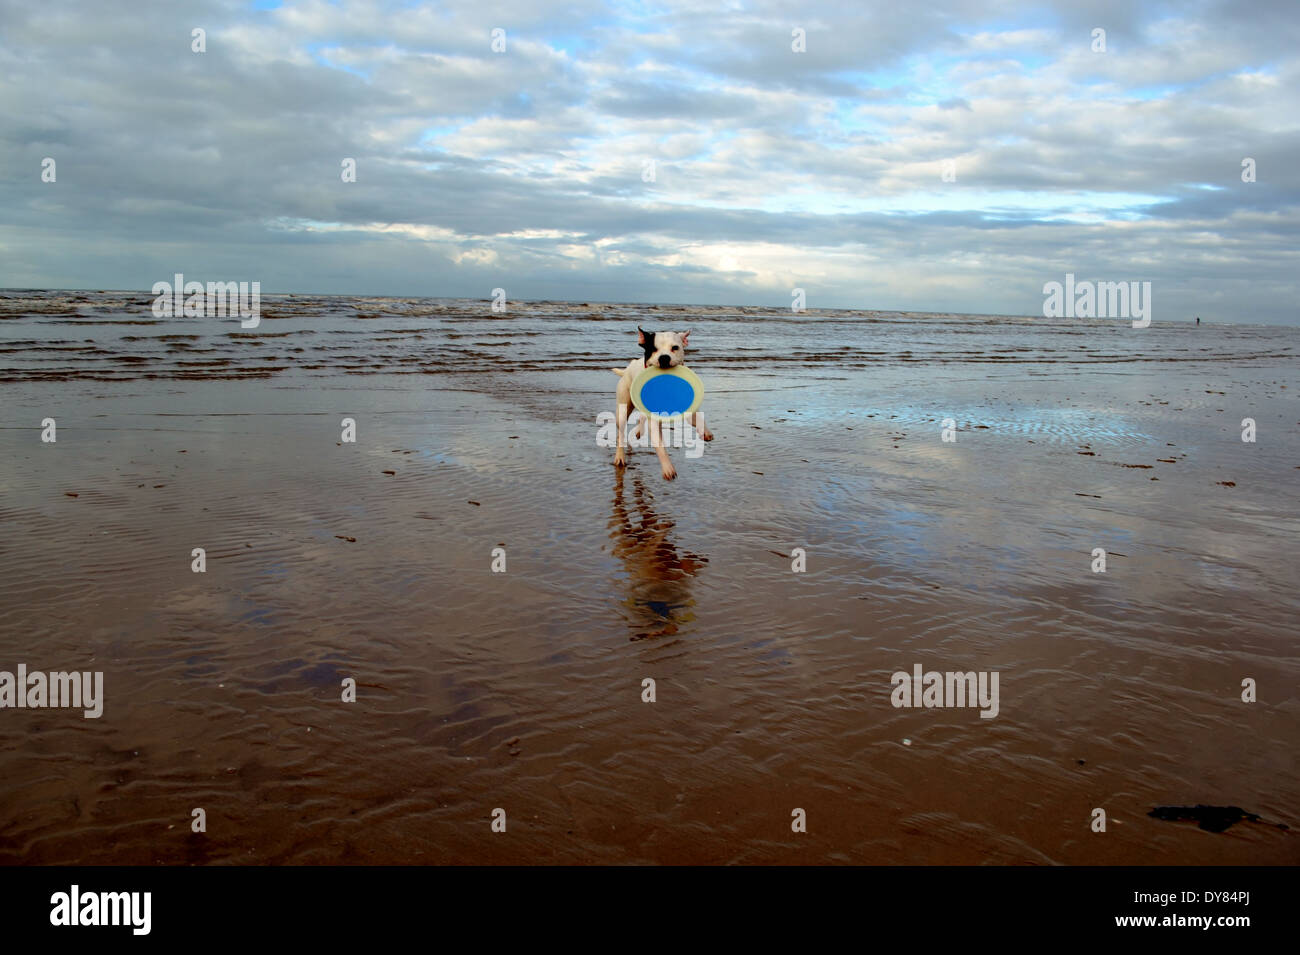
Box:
1;0;1298;323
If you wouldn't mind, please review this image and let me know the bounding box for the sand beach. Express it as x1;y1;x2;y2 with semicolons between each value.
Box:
0;291;1296;864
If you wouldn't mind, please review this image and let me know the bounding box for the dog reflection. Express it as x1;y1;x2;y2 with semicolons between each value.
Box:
609;470;706;640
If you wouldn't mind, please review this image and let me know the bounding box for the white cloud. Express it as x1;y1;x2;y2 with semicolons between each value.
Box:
0;0;1297;322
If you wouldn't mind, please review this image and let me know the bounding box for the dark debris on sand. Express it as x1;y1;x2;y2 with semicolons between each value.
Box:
1148;805;1289;833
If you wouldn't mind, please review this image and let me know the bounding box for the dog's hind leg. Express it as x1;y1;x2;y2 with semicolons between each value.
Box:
690;411;713;442
615;401;629;468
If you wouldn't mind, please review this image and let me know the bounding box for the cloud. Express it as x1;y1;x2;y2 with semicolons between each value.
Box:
0;0;1297;323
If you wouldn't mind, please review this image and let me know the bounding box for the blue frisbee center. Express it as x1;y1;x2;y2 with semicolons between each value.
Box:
640;373;695;415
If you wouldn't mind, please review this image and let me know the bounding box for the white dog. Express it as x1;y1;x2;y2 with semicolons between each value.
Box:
610;327;713;480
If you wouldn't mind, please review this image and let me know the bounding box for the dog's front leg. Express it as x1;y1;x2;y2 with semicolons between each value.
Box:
650;415;677;480
614;401;628;468
690;411;713;442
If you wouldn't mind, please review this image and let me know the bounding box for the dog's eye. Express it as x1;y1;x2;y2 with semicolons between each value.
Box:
671;346;679;351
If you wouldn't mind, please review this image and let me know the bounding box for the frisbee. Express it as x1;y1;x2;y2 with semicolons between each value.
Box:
630;364;705;420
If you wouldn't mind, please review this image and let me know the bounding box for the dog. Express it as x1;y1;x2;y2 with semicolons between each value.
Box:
610;327;713;480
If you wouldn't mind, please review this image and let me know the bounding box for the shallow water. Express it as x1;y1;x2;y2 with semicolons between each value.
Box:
1;291;1297;864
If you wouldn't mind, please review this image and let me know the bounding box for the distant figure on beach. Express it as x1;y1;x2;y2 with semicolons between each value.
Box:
1196;316;1200;325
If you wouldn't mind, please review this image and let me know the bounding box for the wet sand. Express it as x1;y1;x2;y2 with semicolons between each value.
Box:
0;292;1297;864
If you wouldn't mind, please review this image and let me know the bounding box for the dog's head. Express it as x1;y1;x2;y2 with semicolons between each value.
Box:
638;327;689;369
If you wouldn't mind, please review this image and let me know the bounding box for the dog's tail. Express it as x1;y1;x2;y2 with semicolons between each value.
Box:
610;368;626;376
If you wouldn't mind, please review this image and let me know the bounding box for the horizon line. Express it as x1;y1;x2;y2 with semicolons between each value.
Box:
1;286;1276;327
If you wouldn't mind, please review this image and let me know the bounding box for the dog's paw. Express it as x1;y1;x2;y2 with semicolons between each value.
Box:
700;428;714;441
660;462;677;480
614;452;627;468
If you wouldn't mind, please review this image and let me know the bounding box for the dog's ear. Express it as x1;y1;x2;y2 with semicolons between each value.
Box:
637;326;651;346
680;329;690;347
